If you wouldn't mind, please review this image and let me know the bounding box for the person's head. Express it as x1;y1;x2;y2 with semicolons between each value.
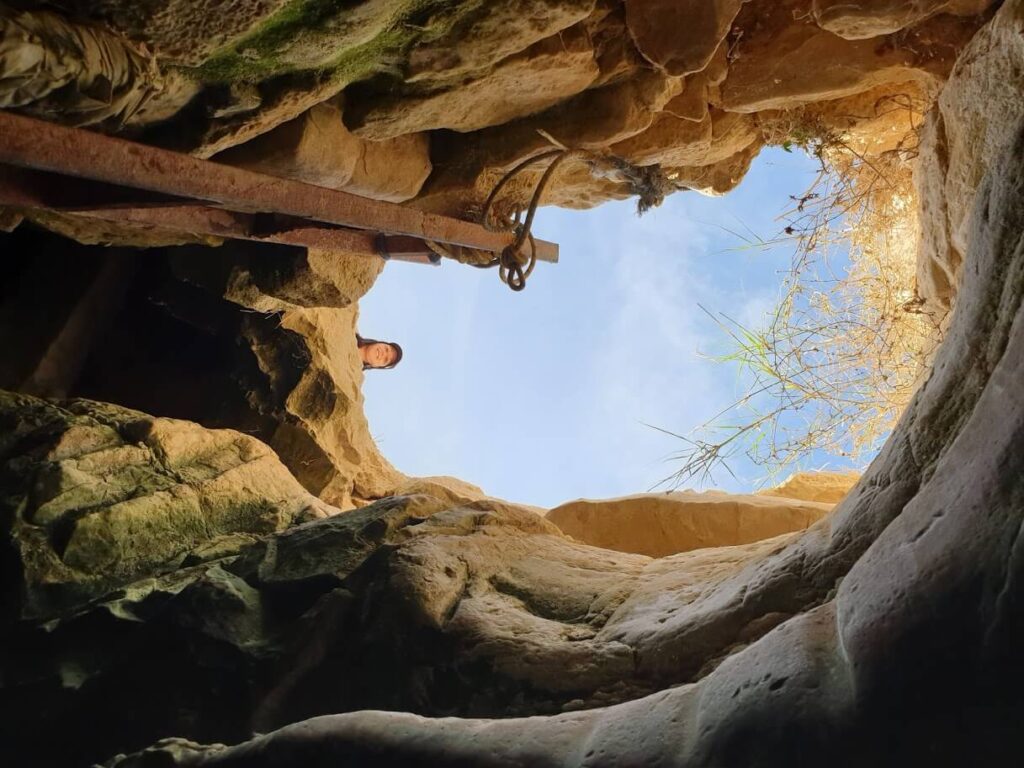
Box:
359;339;403;370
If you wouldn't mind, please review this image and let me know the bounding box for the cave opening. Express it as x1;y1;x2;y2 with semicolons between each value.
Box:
1;1;1022;767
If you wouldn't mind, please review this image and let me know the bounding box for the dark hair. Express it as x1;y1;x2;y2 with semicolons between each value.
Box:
357;335;403;370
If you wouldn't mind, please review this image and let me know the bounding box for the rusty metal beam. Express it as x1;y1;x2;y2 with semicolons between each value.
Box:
0;166;440;264
0;111;558;263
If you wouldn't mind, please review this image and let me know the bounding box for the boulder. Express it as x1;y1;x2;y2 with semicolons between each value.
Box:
346;24;600;138
812;0;995;40
0;391;332;622
213;101;432;203
547;490;831;557
719;5;980;112
102;109;1024;768
916;0;1024;314
624;0;745;76
759;470;861;504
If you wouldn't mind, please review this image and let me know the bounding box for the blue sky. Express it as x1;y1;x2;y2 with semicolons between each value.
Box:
359;148;859;508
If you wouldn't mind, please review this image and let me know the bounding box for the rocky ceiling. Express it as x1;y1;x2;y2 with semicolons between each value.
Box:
1;1;1023;766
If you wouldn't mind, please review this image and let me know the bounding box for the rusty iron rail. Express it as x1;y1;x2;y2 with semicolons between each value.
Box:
0;111;558;264
0;166;440;264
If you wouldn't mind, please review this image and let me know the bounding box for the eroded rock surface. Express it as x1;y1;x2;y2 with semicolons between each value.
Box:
0;0;999;240
759;470;860;504
0;391;332;622
0;2;1021;767
0;395;805;765
101;109;1024;768
916;0;1024;316
547;490;831;557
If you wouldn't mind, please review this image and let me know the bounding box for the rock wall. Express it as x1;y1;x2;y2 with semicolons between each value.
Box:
0;2;1022;767
0;0;998;224
916;0;1024;315
547;490;833;557
2;390;837;767
0;228;404;511
99;103;1024;768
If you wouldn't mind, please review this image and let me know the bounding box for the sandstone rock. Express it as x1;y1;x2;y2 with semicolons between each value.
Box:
165;244;403;509
170;241;386;314
404;0;598;86
668;138;762;195
415;71;681;216
191;75;351;158
916;0;1024;314
759;470;861;504
916;110;960;311
588;2;650;87
103;111;1024;768
789;79;933;156
0;391;331;621
347;24;600;138
48;0;293;66
611;111;714;167
547;490;830;557
624;0;745;76
720;5;978;112
0;6;172;128
243;305;405;510
213;101;432;203
812;0;995;40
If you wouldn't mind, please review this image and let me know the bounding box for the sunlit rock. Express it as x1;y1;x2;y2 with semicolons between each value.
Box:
547;490;831;557
916;0;1024;315
624;0;745;76
759;470;861;504
346;23;600;137
214;100;432;203
812;0;995;40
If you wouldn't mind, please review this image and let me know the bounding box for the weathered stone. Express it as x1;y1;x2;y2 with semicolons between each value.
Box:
348;24;600;138
0;391;332;621
720;4;980;112
0;6;175;128
812;0;995;40
547;490;831;557
169;240;385;314
213;101;432;202
405;0;598;86
242;305;405;509
191;75;351;158
624;0;745;76
797;79;933;156
759;470;860;504
414;71;681;216
611;111;714;167
48;0;292;66
916;0;1024;314
164;243;402;509
668;138;762;195
103;110;1024;768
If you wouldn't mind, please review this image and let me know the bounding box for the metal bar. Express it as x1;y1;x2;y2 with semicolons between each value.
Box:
0;166;440;264
0;111;558;263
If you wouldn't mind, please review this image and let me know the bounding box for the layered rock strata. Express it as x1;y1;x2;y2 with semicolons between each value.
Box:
0;1;998;238
102;108;1024;768
547;490;833;557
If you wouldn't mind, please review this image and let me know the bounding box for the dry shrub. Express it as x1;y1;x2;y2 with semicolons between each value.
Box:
661;115;940;488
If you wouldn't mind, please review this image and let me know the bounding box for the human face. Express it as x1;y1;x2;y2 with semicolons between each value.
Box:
364;342;398;369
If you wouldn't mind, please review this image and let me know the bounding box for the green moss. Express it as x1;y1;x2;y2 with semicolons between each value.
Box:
191;0;472;86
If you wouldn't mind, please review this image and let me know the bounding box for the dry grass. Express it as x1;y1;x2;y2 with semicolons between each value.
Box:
661;117;940;488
